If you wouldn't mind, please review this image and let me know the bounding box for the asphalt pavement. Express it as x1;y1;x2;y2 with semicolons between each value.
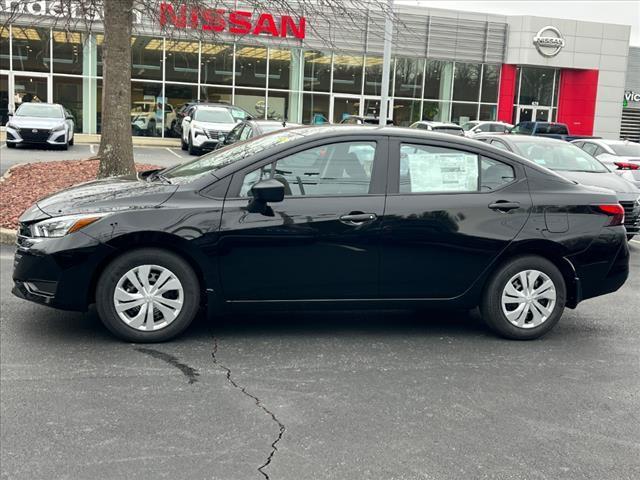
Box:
0;143;191;176
1;242;639;479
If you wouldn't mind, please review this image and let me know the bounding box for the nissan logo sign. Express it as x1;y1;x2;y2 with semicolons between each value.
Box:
533;26;565;57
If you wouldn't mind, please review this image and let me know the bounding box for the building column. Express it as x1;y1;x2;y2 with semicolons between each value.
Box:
82;34;97;134
556;68;599;136
288;47;303;123
497;64;517;124
438;62;453;121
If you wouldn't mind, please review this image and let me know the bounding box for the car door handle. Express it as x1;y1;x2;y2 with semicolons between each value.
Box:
488;201;520;212
339;213;377;225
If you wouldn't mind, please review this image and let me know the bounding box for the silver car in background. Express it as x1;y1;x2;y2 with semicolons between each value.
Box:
571;139;640;189
5;103;75;150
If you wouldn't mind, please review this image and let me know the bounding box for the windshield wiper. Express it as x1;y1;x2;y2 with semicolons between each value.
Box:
148;170;172;184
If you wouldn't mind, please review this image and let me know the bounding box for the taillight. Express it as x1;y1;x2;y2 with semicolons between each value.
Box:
613;161;640;170
594;204;625;226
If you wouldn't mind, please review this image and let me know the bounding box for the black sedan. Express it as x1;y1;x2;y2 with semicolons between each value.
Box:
219;119;301;147
13;127;629;342
474;134;640;240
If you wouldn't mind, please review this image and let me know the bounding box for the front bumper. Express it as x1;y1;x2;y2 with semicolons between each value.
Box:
192;130;225;150
6;126;67;145
12;231;116;311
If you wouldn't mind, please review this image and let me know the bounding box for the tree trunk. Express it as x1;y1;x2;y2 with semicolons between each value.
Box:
97;0;135;178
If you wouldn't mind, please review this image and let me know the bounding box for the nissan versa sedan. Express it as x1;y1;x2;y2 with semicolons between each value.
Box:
5;103;75;150
475;134;640;240
13;127;630;342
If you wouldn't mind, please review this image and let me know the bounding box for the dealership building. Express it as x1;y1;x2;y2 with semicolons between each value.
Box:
0;2;637;141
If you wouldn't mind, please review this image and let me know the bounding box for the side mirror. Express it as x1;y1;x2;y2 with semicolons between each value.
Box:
184;116;191;122
251;179;285;203
236;118;242;123
66;115;73;120
8;112;13;117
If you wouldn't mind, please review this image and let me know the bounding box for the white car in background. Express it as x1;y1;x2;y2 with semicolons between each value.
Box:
572;139;640;189
181;105;239;155
462;121;513;137
130;101;176;137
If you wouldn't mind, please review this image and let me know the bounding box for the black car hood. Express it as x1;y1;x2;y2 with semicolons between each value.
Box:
20;173;178;222
558;171;640;198
9;116;65;129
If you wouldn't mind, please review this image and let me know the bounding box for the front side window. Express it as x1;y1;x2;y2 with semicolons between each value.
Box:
240;141;376;197
399;144;479;193
239;125;253;141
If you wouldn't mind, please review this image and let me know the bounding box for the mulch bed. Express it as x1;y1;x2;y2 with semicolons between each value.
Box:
0;159;159;230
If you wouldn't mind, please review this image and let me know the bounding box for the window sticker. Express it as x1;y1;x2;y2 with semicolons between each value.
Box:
402;147;478;192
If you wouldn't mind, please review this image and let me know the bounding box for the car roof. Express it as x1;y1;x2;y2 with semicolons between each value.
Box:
475;134;567;145
414;121;462;128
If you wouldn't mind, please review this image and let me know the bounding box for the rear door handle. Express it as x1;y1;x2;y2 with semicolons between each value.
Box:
488;201;520;212
339;213;378;225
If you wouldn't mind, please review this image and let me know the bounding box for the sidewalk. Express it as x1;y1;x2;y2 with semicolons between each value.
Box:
0;129;181;147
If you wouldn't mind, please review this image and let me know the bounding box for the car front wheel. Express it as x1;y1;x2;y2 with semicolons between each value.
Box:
96;248;200;342
188;135;200;156
481;256;566;340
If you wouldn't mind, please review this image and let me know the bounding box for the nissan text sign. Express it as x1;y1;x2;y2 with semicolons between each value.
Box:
159;2;306;39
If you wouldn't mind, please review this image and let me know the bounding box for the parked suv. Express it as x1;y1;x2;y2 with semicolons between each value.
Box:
180;105;239;155
13;126;629;342
130;101;176;136
462;121;513;137
510;121;596;142
5;102;75;150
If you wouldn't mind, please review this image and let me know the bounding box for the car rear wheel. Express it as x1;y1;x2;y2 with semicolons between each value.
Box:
96;248;200;342
481;256;566;340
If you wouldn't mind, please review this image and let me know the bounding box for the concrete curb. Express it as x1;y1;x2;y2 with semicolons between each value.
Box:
1;130;180;147
0;227;16;245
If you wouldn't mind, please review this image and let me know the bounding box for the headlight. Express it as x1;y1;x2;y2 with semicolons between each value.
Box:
30;213;109;238
6;122;19;131
50;123;65;133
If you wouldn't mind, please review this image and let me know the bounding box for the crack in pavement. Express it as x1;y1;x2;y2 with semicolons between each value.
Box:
211;336;285;480
136;348;200;384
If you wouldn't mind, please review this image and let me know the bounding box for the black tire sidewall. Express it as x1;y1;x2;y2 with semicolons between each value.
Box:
481;256;566;340
96;248;200;342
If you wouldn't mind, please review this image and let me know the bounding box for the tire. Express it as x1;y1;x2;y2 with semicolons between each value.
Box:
6;142;15;148
147;120;156;137
627;234;635;241
96;248;200;342
69;135;74;146
181;136;187;150
188;135;199;156
480;255;566;340
61;138;69;150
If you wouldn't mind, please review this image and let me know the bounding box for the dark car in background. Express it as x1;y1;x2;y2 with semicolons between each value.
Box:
219;119;302;147
510;121;597;142
572;139;640;189
410;121;465;136
475;134;640;239
5;103;75;150
13;126;629;343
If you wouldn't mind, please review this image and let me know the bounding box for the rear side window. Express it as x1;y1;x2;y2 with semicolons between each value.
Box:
581;143;597;155
433;127;464;135
490;140;511;152
480;157;515;191
513;122;533;134
490;124;509;133
399;144;479;193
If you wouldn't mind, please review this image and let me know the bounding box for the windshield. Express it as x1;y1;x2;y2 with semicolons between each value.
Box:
16;104;63;118
514;141;609;172
132;103;153;113
193;108;234;123
610;143;640;156
163;129;308;180
462;122;478;131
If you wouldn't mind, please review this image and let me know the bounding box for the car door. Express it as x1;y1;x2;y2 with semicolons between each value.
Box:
379;138;532;299
218;136;388;301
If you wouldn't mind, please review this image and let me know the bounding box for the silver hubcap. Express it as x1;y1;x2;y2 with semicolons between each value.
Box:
501;269;556;329
113;265;184;331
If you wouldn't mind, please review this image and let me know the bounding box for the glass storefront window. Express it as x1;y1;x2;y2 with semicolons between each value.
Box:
235;46;267;88
303;51;331;92
165;83;197;136
130;36;163;81
1;74;8;125
518;66;556;106
1;27;10;70
53;76;82;132
553;71;560;108
481;64;499;103
269;49;291;90
394;57;424;99
165;40;199;83
424;60;452;101
302;93;330;124
131;81;163;136
451;102;478;124
52;30;83;75
200;85;232;104
13;75;48;104
393;99;421;127
479;104;497;121
333;54;363;95
453;63;481;102
423;101;449;122
201;43;233;86
265;90;295;121
235;88;266;118
96;80;102;133
364;56;384;96
12;27;50;72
